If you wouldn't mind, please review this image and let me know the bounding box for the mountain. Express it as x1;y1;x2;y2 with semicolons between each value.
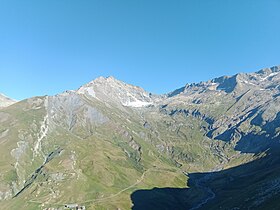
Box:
0;93;16;108
77;76;157;108
0;65;280;210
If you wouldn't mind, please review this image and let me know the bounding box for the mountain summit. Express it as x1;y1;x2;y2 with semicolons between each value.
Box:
77;76;155;107
168;65;280;97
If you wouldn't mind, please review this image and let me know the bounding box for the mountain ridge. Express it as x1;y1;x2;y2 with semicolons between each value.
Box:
76;76;155;108
67;65;280;110
2;65;280;107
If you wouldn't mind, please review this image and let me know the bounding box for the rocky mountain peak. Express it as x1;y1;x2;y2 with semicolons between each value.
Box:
89;76;120;85
168;65;280;98
77;76;154;108
257;65;280;75
0;93;16;108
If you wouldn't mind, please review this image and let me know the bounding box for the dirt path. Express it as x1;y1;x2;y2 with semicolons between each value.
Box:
28;167;157;207
83;168;151;205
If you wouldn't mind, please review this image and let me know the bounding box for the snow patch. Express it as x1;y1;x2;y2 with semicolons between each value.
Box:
122;90;153;107
260;72;278;81
242;80;256;86
123;100;152;108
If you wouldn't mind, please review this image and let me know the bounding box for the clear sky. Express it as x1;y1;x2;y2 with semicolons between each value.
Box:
1;0;280;100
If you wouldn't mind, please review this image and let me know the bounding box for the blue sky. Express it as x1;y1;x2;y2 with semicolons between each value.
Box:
0;0;280;100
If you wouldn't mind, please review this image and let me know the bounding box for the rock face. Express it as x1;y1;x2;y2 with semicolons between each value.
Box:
163;65;280;153
1;65;280;210
0;93;16;108
77;76;156;107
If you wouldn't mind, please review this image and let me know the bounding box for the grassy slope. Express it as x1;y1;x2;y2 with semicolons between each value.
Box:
0;92;259;210
0;97;188;210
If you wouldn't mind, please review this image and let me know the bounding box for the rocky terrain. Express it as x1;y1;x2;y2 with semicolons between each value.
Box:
0;65;280;209
0;93;16;108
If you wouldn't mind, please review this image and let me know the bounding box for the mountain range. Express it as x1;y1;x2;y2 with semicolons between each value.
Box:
1;65;280;210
